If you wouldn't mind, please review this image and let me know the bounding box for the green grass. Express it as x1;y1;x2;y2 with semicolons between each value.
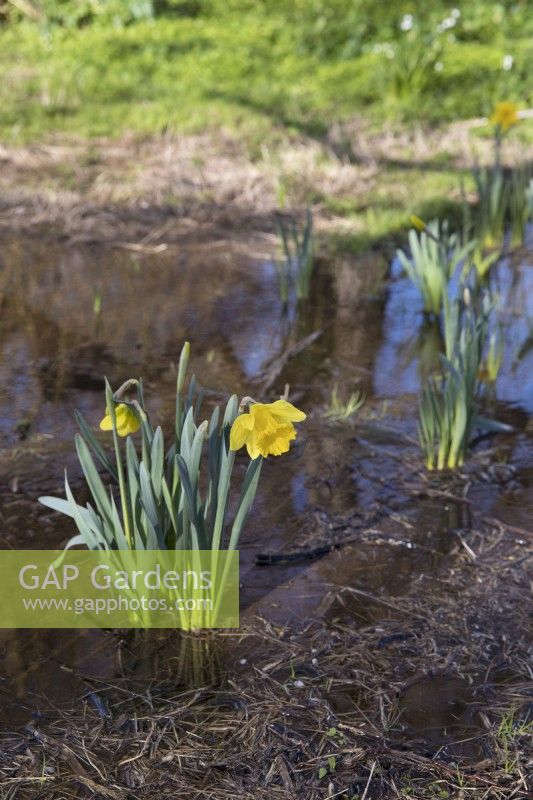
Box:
1;3;531;257
324;167;474;253
0;1;531;144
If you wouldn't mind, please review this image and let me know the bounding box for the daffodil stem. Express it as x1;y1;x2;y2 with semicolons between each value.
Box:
114;378;139;401
238;395;258;413
104;378;133;548
494;128;502;173
111;424;133;549
111;408;133;550
175;341;190;448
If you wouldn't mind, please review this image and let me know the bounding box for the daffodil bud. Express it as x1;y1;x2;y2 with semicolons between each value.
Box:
177;341;190;393
410;215;426;232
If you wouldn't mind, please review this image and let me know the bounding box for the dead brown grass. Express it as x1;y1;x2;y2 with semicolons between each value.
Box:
1;120;529;247
0;517;530;800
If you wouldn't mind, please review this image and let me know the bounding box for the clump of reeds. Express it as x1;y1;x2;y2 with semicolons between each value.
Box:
275;209;315;303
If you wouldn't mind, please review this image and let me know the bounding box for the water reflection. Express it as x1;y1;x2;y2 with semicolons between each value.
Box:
374;252;533;411
0;233;531;728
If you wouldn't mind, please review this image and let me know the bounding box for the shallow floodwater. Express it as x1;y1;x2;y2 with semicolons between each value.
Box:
0;233;532;756
377;247;533;410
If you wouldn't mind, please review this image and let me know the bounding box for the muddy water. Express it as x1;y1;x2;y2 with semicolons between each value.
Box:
0;234;532;755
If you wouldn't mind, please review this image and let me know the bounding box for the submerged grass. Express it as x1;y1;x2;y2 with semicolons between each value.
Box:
275;209;315;302
323;385;365;422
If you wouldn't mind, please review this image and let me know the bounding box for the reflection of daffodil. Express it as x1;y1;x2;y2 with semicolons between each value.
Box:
230;399;306;459
490;101;519;133
100;403;140;436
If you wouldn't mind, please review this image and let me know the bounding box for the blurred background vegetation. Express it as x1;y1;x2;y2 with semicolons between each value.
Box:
0;0;531;143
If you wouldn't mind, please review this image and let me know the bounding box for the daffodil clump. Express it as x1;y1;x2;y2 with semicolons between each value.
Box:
40;342;306;555
462;102;530;260
397;219;473;316
469;165;507;250
417;293;509;471
418;297;483;471
401;105;523;471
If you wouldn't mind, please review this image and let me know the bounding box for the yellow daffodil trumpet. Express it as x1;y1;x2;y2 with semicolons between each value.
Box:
230;398;306;459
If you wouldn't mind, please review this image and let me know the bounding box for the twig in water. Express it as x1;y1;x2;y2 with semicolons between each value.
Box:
255;330;322;395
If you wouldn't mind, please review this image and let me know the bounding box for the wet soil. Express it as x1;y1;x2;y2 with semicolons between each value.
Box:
0;228;532;797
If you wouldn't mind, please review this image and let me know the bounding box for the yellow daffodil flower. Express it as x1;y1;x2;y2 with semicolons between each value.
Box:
490;101;519;133
99;403;140;437
230;399;306;459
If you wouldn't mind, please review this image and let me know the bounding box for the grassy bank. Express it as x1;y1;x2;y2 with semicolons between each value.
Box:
0;2;531;253
0;1;532;144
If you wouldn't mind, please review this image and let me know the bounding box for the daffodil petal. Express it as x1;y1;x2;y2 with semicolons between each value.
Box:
116;419;130;436
123;414;140;436
249;404;277;432
267;399;306;423
99;413;113;431
114;406;128;435
115;404;128;419
246;428;262;460
230;414;253;451
240;412;255;429
99;403;139;436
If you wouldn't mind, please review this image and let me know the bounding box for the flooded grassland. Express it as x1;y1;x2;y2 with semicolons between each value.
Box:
0;231;531;799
